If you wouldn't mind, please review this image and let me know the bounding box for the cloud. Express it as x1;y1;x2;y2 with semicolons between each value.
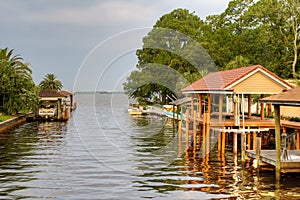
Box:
16;1;158;26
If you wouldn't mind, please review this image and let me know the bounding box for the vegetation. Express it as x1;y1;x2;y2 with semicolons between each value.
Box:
124;0;300;103
39;73;63;90
0;115;14;122
124;9;213;104
0;48;38;115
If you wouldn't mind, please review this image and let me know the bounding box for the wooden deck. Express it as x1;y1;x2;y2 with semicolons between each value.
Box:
246;150;300;173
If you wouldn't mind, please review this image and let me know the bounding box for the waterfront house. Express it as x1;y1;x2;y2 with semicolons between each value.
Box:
38;89;74;121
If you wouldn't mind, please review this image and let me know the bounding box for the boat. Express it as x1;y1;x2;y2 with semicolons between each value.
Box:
128;107;143;115
128;104;143;115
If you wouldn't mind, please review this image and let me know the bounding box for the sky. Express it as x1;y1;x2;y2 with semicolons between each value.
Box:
0;0;231;92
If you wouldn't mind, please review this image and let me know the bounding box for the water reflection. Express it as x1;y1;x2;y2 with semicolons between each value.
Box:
0;121;69;198
1;94;300;199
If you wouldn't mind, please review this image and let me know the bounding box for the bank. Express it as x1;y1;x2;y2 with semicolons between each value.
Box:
0;114;30;132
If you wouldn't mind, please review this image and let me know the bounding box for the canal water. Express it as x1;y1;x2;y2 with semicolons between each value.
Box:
1;93;300;199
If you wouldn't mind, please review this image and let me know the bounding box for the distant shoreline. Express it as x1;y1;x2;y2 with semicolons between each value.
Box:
76;91;125;94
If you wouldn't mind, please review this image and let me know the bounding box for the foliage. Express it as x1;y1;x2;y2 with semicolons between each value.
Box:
0;115;14;122
124;9;214;104
124;1;300;103
0;48;38;115
39;73;63;90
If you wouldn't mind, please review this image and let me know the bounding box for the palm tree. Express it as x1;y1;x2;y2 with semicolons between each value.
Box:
39;73;63;90
0;47;37;114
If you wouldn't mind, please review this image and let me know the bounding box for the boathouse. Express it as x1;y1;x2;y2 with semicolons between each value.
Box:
252;87;300;180
180;65;294;156
38;89;74;121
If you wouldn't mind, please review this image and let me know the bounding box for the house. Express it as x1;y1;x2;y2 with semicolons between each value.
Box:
180;65;294;156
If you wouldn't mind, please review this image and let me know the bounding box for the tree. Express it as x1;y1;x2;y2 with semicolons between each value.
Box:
124;9;215;103
39;73;63;90
0;48;38;115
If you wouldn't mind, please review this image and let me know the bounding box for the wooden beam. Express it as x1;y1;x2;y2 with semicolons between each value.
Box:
274;104;281;181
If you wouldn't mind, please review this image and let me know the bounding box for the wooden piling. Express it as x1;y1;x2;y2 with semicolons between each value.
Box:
218;130;222;153
296;131;300;150
241;132;246;162
274;104;281;181
233;132;238;155
222;131;226;154
205;113;211;155
202;113;207;156
253;131;257;150
247;132;251;150
256;137;261;170
193;110;197;151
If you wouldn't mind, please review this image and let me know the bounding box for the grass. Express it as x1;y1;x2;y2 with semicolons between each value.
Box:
0;115;14;122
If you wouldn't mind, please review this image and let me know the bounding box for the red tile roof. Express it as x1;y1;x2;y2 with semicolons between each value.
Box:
39;89;67;98
60;90;74;96
182;65;293;93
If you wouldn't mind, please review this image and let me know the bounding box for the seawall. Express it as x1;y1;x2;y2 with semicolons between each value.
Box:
0;115;27;132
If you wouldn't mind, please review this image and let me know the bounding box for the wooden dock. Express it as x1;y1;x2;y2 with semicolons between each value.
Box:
246;150;300;173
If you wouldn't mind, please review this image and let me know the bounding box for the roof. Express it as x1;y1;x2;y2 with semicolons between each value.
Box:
182;65;293;94
260;87;300;106
39;89;67;98
60;90;74;96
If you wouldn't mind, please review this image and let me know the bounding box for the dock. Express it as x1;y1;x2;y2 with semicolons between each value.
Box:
246;150;300;173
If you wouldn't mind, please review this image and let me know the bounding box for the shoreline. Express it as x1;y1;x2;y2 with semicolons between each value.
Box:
0;114;31;133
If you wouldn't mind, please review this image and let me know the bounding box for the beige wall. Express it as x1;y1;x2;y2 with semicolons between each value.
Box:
233;71;285;94
281;106;300;118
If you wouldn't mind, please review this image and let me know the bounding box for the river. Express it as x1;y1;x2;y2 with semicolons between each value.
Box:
1;93;300;199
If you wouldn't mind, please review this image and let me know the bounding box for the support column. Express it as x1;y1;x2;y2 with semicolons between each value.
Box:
248;95;252;118
202;113;207;156
261;94;265;120
218;131;222;153
233;132;238;155
241;132;246;162
198;94;202;119
233;94;239;126
207;94;212;114
57;99;62;120
191;94;194;118
185;109;190;151
253;131;257;150
274;104;281;181
222;131;226;154
219;94;224;122
247;132;251;150
297;131;300;150
193;110;197;151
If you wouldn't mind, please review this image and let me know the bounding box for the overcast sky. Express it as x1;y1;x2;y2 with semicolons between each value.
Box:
0;0;230;92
